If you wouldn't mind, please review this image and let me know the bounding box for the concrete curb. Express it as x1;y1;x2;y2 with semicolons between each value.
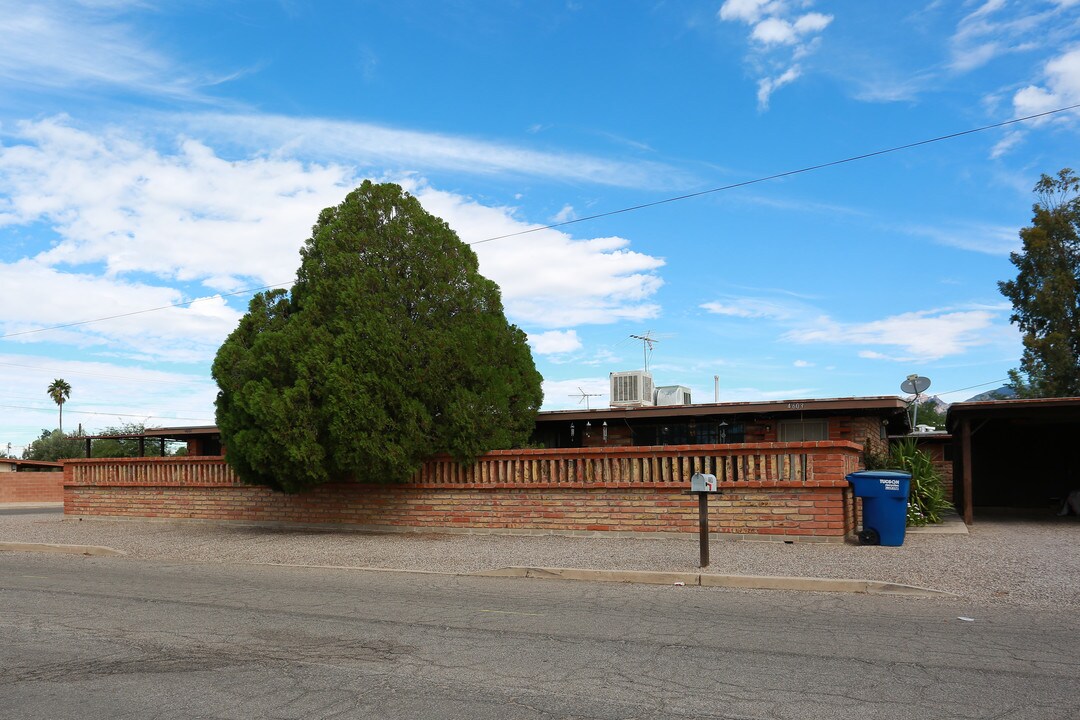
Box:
906;515;969;535
245;563;952;597
473;566;955;597
0;542;126;557
0;546;952;597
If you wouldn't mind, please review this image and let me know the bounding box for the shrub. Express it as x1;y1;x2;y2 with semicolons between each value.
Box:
888;438;954;526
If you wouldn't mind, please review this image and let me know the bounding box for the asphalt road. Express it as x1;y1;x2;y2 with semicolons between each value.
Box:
1;553;1077;720
0;506;62;516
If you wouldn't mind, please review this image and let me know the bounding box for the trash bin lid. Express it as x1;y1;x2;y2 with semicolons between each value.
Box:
846;470;911;480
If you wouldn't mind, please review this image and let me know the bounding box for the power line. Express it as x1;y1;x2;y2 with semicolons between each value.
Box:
931;378;1011;398
1;102;1077;339
0;282;292;340
0;389;212;416
0;402;213;422
468;103;1080;245
0;360;215;386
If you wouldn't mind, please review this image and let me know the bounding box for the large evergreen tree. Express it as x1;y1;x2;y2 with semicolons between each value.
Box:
998;169;1080;398
212;181;544;493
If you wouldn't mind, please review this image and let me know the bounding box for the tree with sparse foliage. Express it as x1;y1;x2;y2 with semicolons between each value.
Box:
998;169;1080;398
213;181;544;493
22;429;84;462
911;399;946;430
90;423;181;458
46;379;72;433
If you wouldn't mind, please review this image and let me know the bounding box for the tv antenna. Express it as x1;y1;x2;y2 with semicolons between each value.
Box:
900;374;931;429
569;387;602;410
629;331;659;372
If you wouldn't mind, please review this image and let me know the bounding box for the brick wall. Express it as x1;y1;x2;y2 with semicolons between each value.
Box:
832;416;889;459
917;439;955;501
0;471;65;503
64;442;864;542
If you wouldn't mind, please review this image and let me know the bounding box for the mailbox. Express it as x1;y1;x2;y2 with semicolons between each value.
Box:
690;472;718;492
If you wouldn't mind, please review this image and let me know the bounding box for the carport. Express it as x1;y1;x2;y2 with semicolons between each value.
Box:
947;398;1080;523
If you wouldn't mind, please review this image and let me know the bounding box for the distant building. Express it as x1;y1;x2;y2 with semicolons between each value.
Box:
0;459;62;473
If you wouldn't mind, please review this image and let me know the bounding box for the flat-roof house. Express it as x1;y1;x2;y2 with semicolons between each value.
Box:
133;396;910;461
532;396;909;458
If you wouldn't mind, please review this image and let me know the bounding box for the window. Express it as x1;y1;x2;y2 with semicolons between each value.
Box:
632;421;745;446
778;419;829;442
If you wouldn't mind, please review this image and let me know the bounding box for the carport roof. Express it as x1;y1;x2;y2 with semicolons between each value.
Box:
141;425;220;439
947;396;1080;525
947;397;1080;428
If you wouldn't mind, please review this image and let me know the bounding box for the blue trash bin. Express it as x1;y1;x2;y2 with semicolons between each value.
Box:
846;470;911;546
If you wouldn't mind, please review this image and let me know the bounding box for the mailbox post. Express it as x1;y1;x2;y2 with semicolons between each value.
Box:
686;473;719;568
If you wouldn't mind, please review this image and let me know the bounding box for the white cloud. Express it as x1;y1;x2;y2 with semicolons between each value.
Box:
903;222;1019;255
857;349;918;362
551;204;577;223
0;119;667;362
0;259;243;363
851;71;935;104
949;0;1053;73
718;0;773;23
718;0;832;110
0;0;222;102
794;12;832;34
540;377;609;411
994;45;1080;155
784;308;1001;361
0;351;218;441
0;118;357;288
180;112;685;189
752;17;798;45
714;385;817;402
1013;84;1059;115
580;348;622;367
793;359;813;367
703;291;1012;363
404;182;665;328
757;65;802;109
700;296;801;320
528;330;583;355
751;13;832;46
701;302;763;318
0;1;688;189
990;130;1025;158
1012;47;1080;117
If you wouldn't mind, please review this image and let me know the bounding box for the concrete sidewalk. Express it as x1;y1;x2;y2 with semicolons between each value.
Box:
2;506;1077;607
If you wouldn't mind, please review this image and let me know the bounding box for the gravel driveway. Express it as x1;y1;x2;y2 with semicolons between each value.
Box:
3;508;1078;608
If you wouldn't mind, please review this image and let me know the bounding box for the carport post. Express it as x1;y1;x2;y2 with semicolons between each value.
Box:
961;418;973;525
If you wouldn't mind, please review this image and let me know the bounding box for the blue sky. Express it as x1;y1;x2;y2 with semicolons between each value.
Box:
1;0;1078;452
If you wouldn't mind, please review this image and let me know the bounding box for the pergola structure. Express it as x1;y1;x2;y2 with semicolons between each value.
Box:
83;425;222;458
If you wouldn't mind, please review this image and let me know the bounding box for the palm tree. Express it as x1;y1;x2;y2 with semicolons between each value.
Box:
47;379;72;433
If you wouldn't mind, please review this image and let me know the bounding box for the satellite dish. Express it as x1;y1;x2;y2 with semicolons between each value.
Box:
900;375;931;395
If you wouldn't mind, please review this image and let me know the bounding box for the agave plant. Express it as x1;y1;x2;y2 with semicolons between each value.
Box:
888;438;954;526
